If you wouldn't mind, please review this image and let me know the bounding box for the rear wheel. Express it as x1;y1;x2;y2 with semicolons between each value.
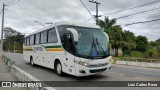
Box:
55;61;63;76
30;57;34;66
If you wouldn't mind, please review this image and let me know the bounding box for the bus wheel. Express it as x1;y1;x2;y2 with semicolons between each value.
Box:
55;61;63;76
30;57;34;66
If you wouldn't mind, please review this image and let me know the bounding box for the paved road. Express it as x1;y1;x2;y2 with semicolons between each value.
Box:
3;52;160;90
0;58;28;90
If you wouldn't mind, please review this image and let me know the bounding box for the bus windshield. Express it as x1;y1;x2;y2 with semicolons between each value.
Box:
57;25;110;59
73;27;110;59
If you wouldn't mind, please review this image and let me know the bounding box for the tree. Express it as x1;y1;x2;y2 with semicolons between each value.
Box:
3;27;24;52
98;16;116;30
155;38;160;57
155;38;160;42
98;17;117;41
121;30;136;54
98;17;136;56
135;35;148;52
4;27;21;39
99;17;121;56
111;25;123;56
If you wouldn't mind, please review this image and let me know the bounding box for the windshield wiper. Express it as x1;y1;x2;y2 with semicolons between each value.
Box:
95;38;107;56
89;35;98;59
96;38;110;57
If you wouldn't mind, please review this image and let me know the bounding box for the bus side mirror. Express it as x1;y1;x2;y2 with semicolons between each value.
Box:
104;32;109;42
66;28;79;42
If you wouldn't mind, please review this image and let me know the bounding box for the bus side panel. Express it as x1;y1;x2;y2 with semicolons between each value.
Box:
23;45;33;63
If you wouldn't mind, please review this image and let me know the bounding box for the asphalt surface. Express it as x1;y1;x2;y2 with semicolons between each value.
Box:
3;52;160;90
0;57;28;90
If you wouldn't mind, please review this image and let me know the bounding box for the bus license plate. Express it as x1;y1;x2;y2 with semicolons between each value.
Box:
96;72;102;75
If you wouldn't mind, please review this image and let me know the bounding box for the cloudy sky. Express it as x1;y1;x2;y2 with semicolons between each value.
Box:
0;0;160;41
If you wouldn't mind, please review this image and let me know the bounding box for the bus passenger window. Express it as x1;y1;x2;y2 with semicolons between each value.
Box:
48;28;58;43
26;37;30;45
40;31;47;43
35;33;40;44
30;35;34;45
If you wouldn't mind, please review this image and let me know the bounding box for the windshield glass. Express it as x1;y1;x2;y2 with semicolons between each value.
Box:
57;25;110;59
73;27;109;59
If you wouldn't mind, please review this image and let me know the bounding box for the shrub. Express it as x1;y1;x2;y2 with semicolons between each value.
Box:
129;51;144;58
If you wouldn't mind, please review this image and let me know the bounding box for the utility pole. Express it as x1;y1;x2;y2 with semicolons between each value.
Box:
89;0;101;25
1;3;5;54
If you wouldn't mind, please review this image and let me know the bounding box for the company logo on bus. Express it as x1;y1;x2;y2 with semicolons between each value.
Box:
33;47;43;52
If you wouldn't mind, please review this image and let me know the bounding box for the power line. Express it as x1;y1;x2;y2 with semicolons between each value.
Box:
83;18;93;22
6;0;21;7
6;0;16;6
83;0;160;22
125;18;160;26
84;6;160;22
79;0;96;22
101;0;160;16
116;6;160;19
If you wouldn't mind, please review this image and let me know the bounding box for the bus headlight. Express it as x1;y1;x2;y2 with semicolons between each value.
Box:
107;57;112;64
75;61;90;67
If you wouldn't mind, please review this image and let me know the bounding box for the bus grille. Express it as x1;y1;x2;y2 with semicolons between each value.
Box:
89;68;107;73
88;63;108;68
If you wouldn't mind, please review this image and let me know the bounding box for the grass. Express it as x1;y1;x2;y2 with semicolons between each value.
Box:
112;50;160;63
129;51;144;58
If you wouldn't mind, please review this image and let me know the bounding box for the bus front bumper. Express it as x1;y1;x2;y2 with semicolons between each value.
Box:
75;63;111;76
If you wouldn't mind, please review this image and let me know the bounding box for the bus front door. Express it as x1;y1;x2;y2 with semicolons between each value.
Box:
64;34;76;75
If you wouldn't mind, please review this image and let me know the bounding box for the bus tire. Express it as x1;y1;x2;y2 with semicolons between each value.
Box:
30;57;34;66
55;61;63;76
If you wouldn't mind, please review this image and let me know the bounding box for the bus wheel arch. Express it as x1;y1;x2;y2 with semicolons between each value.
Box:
54;59;63;76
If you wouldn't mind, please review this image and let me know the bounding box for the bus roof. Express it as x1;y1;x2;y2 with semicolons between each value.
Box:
25;22;101;37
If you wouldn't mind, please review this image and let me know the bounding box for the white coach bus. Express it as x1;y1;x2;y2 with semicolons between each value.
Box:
23;22;111;76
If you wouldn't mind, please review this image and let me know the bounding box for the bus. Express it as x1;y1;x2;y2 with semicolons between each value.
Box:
23;22;111;76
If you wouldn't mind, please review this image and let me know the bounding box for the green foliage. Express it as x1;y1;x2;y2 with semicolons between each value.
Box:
129;51;144;58
4;27;21;39
98;17;160;59
115;57;123;61
135;35;148;52
123;54;130;57
99;16;116;31
144;48;159;59
98;17;136;56
3;27;24;52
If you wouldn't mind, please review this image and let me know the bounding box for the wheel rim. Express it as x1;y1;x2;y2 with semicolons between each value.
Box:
31;59;34;65
57;63;62;74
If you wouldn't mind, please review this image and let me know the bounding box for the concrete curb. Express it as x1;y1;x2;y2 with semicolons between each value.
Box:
116;61;160;68
3;55;56;90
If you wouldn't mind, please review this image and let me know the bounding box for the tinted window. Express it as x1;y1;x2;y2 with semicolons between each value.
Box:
40;31;47;43
35;33;40;44
65;34;74;54
57;25;74;54
27;37;30;45
24;38;26;45
48;28;58;43
57;25;68;44
30;35;34;45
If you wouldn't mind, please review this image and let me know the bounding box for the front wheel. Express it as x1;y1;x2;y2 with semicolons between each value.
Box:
55;61;63;76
